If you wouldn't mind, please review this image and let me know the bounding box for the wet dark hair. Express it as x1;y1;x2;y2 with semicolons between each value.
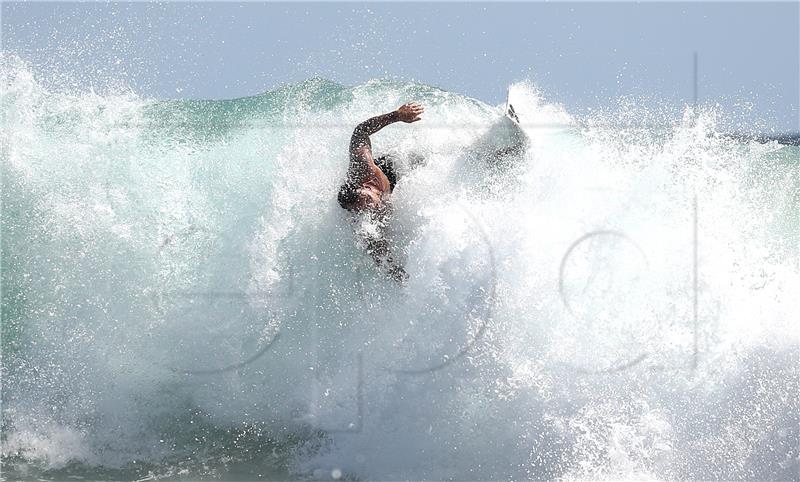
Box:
338;183;359;209
373;155;397;191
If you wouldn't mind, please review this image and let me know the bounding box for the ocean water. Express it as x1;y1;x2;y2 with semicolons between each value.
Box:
1;54;798;480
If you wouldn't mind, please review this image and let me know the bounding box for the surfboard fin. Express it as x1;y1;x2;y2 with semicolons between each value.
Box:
505;87;521;124
506;103;520;124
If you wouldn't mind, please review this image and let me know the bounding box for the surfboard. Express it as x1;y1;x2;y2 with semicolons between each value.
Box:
491;87;527;159
505;87;521;124
458;87;530;173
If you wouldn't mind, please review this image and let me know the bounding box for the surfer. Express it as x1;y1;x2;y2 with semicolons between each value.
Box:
338;102;425;282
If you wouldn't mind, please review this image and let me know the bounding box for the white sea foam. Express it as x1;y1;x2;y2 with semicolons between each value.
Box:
2;55;797;480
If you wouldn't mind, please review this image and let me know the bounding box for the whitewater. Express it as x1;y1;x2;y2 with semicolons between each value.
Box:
1;54;798;480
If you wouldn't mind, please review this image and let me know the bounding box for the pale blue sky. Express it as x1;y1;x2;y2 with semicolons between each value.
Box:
2;2;798;132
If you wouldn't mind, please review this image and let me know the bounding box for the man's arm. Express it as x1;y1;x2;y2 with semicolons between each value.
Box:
348;103;425;173
351;111;399;145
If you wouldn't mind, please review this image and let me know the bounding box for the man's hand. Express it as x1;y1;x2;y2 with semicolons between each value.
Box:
396;102;424;123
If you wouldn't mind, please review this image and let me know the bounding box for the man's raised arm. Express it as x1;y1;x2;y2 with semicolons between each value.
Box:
350;103;425;155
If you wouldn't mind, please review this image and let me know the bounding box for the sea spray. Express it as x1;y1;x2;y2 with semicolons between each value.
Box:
2;55;798;480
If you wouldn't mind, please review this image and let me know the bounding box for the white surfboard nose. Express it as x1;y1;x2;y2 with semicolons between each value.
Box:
505;86;521;124
506;103;520;124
